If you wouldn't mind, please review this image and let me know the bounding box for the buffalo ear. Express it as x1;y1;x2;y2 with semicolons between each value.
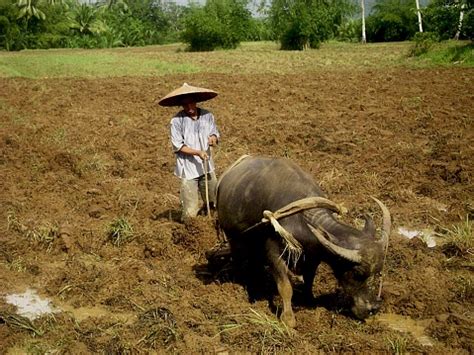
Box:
362;215;376;238
307;224;362;264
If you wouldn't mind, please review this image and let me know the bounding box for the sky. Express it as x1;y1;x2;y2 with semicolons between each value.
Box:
165;0;432;13
83;0;432;13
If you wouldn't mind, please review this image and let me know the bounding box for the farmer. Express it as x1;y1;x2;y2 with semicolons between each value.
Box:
158;83;220;222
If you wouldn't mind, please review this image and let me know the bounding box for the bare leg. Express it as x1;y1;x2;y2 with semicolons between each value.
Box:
266;239;296;328
198;172;218;208
180;178;200;221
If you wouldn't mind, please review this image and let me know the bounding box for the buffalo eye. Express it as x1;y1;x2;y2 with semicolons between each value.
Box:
353;271;367;282
349;267;368;282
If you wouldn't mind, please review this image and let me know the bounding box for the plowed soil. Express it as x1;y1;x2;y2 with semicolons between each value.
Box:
1;66;473;353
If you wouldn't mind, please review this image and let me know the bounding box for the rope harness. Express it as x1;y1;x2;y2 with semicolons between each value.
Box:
242;197;343;267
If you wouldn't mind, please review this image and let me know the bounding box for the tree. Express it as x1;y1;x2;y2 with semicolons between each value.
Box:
269;0;356;50
454;1;465;39
98;0;128;10
181;0;252;51
69;3;104;35
366;0;418;42
453;0;474;39
424;0;474;40
415;0;423;32
0;0;22;50
361;0;367;43
35;0;72;48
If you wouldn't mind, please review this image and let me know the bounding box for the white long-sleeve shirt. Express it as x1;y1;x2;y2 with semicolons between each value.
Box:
170;108;220;179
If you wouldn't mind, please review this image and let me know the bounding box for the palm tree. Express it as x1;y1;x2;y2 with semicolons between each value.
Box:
70;3;105;35
361;0;366;43
454;0;466;40
99;0;128;11
415;0;423;32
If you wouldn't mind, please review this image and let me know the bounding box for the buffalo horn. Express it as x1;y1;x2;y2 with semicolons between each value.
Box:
307;224;362;264
370;196;391;298
370;197;391;249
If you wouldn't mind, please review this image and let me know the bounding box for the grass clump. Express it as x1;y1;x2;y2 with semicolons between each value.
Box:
5;257;27;272
387;335;408;354
0;311;44;336
137;307;178;349
7;211;58;251
245;308;292;337
217;308;294;352
454;275;473;301
107;217;134;247
440;216;473;260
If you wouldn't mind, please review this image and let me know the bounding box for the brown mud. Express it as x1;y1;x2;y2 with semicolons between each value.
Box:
0;68;473;353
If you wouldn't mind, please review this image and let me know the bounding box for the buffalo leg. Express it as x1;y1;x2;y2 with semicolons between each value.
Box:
229;233;266;301
302;259;319;303
266;239;296;328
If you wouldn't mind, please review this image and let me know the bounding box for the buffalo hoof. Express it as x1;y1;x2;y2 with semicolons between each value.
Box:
281;310;296;328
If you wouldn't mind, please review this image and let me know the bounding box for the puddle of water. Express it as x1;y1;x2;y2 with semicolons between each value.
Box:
4;288;135;324
398;226;444;248
5;289;57;320
373;313;435;346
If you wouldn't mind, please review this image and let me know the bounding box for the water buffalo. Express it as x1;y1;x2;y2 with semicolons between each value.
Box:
216;155;391;328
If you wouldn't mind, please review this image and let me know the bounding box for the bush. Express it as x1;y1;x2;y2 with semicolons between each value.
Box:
246;17;274;41
270;0;355;50
409;32;440;57
336;19;361;43
365;0;418;42
181;0;251;52
280;22;312;50
181;9;223;51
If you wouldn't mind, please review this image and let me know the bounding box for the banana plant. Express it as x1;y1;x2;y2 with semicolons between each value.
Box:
16;0;46;21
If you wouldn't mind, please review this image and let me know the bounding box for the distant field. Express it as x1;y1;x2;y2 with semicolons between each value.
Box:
0;40;472;79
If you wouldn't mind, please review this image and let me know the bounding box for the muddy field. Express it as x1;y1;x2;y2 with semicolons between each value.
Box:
0;65;473;353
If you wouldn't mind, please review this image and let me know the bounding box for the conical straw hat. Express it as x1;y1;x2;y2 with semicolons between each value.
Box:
157;83;218;107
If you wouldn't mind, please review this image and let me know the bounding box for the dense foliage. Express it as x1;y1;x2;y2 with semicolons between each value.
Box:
365;0;474;42
424;0;474;40
269;0;357;50
365;0;419;42
180;0;252;51
0;0;472;52
0;0;185;50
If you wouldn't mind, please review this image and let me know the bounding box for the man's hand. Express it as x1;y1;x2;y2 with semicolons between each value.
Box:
179;145;208;160
198;150;209;160
208;135;218;146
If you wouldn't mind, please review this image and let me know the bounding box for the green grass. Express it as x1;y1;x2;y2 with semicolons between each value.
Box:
0;40;472;79
214;308;294;353
0;311;44;337
441;216;473;260
107;217;134;247
0;49;198;78
387;336;408;354
410;40;474;67
7;211;58;251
